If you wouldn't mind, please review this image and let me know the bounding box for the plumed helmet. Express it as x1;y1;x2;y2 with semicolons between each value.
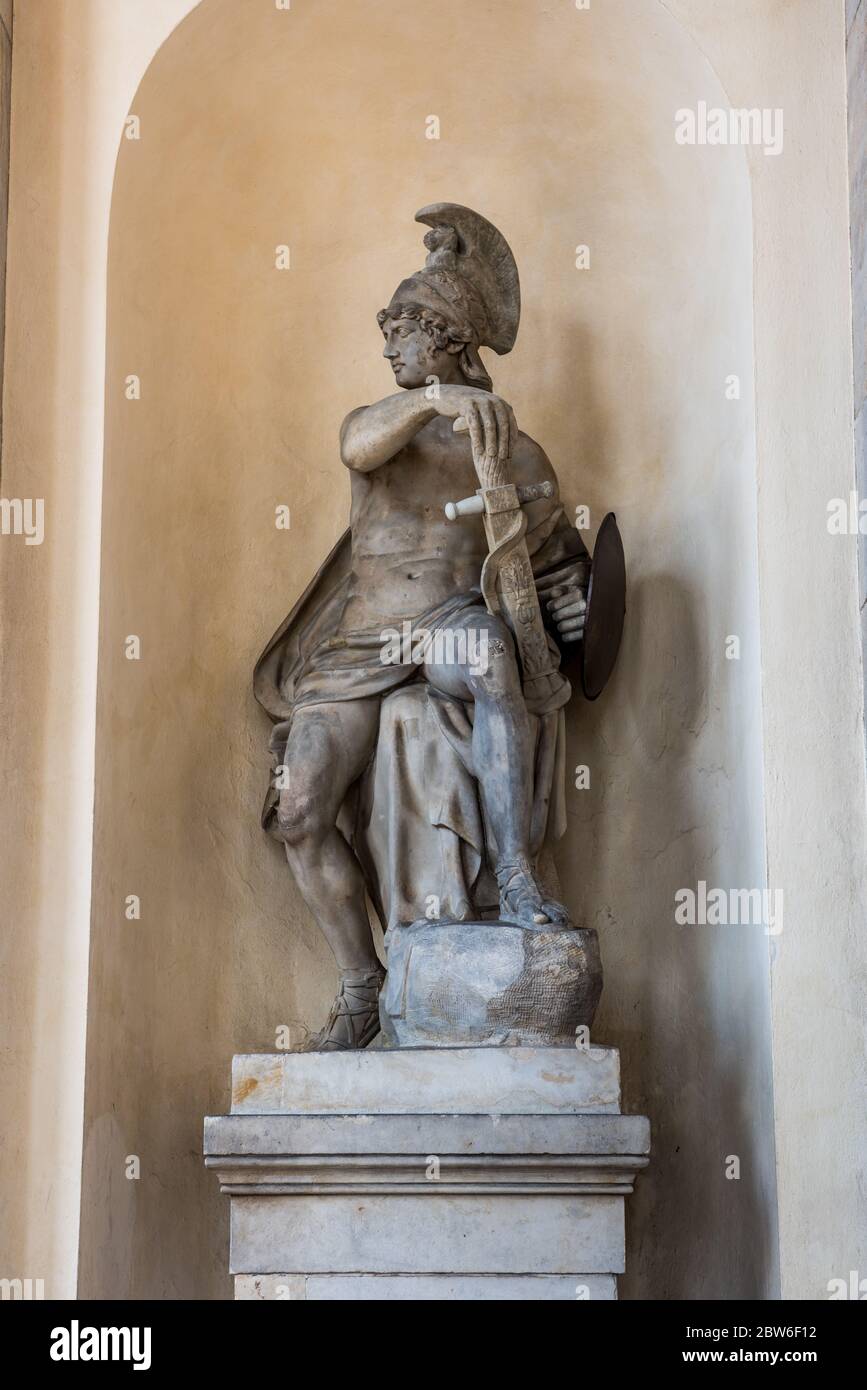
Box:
383;203;521;355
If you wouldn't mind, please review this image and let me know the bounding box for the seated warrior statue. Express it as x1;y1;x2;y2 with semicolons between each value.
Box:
254;203;592;1051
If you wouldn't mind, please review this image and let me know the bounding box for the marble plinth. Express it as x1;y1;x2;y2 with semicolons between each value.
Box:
205;1046;649;1301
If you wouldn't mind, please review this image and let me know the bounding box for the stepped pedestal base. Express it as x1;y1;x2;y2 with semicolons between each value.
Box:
204;1046;650;1301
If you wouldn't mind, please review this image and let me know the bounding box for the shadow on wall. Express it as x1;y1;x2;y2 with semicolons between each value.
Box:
555;293;775;1297
78;0;775;1301
598;573;776;1300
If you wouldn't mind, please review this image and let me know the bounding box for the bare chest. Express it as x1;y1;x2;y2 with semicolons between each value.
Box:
349;424;486;562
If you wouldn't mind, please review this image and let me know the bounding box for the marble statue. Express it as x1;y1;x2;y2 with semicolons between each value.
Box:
254;204;623;1051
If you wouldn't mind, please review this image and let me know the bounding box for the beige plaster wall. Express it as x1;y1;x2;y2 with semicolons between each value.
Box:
671;0;867;1300
0;1;11;458
77;0;772;1300
849;0;867;694
0;0;206;1304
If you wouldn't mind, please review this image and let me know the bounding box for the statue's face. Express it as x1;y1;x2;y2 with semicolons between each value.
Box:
380;315;461;389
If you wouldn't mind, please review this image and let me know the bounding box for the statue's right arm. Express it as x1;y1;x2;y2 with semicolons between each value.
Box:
339;391;438;473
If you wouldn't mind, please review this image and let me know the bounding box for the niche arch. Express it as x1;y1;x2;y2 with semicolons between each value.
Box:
81;0;774;1299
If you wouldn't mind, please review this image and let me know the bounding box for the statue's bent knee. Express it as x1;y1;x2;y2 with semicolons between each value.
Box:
468;619;521;695
276;788;323;848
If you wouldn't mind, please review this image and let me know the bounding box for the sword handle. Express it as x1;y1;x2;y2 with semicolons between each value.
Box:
444;481;554;522
444;495;485;520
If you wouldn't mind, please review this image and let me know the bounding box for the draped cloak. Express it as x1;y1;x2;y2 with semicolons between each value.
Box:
253;506;588;933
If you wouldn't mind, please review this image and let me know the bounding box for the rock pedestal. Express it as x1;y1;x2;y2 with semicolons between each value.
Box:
204;1046;650;1301
381;919;603;1047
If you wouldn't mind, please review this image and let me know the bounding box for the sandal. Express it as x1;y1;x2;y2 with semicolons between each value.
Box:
300;965;386;1052
495;855;570;928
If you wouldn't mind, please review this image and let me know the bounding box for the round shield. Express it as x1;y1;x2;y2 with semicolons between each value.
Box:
581;512;626;700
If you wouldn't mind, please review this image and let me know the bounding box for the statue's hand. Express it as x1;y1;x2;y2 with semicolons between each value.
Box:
432;385;517;487
537;560;590;644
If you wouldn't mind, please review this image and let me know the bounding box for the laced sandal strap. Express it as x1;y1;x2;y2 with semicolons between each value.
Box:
497;855;563;927
495;856;546;915
339;965;386;991
302;965;385;1052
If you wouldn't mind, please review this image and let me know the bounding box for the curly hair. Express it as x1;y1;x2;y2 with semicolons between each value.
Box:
376;302;493;392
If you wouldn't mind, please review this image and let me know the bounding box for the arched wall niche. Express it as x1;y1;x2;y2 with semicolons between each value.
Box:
80;0;775;1298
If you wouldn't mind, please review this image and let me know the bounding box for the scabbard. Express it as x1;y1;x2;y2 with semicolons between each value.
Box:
478;483;571;714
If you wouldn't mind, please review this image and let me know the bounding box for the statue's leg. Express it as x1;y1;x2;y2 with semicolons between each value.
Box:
275;698;384;1049
423;610;569;927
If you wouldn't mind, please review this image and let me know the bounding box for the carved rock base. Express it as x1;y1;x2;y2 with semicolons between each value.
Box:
380;919;603;1047
204;1047;649;1301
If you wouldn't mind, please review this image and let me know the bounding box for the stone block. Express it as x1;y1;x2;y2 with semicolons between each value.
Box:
381;919;603;1047
230;1044;621;1115
230;1193;623;1276
235;1273;617;1300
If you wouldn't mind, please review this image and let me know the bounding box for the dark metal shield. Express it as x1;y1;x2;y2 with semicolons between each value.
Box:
581;512;626;700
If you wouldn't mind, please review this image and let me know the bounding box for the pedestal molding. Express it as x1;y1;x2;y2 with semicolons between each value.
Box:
206;1149;649;1197
206;1050;650;1298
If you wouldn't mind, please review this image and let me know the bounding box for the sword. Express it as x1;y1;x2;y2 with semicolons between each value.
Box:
444;443;571;715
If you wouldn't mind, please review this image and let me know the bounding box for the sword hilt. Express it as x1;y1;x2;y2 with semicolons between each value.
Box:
444;480;554;521
444;495;484;520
